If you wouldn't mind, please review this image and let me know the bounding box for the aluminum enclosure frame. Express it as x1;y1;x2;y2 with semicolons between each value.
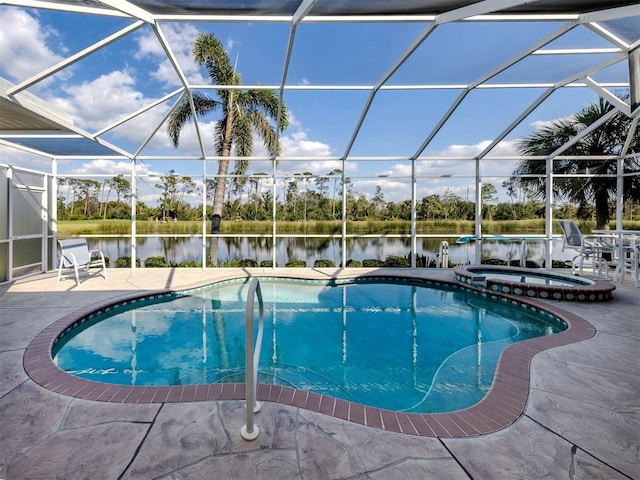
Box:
0;0;638;280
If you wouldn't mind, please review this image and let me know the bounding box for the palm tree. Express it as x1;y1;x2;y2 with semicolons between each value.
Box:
513;97;640;229
167;32;288;264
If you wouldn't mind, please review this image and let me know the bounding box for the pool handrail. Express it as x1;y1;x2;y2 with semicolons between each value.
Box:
241;277;265;441
456;235;548;268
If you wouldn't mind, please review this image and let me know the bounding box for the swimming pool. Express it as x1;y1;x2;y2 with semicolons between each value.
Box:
52;276;567;414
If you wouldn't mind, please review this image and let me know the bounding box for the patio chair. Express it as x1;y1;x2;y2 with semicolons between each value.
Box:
57;238;107;285
616;237;640;287
557;220;615;277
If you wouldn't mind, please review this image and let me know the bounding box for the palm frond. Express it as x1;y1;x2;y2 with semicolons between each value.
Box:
233;158;249;177
238;89;289;132
513;96;640;228
247;110;279;157
192;33;237;88
515;119;578;157
167;97;194;147
232;116;253;159
167;93;220;147
191;92;221;116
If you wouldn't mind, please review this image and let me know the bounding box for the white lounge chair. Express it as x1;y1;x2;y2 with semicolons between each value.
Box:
557;220;615;277
57;238;107;285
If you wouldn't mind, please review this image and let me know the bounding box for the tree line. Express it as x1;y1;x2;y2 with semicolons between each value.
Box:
59;169;633;223
58;175;133;220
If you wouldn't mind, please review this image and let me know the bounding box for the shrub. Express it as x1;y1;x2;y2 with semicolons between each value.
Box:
144;256;168;268
260;260;277;267
345;259;362;267
114;256;141;268
552;259;570;268
362;259;384;267
221;259;243;267
286;259;306;267
176;260;202;267
91;255;110;267
384;255;410;267
314;259;336;268
482;257;508;266
414;253;428;268
240;258;258;267
508;259;541;268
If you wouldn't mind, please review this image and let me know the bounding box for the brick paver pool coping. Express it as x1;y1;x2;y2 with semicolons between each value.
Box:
23;274;597;438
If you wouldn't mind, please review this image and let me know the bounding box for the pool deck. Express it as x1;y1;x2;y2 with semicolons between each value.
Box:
1;268;639;479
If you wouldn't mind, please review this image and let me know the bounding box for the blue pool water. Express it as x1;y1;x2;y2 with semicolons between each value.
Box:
52;277;566;413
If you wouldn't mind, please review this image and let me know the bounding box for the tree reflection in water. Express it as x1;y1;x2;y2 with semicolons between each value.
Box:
87;236;570;267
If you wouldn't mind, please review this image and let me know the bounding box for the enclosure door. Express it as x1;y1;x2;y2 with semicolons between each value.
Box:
10;170;47;280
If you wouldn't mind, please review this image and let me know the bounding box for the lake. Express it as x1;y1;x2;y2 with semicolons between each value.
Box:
83;236;574;267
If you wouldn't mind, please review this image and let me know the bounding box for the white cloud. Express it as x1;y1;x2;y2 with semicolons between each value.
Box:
135;23;210;87
368;139;520;183
286;111;303;130
48;70;147;129
0;144;51;171
134;27;166;58
351;178;407;198
41;70;178;151
277;159;343;177
340;139;523;202
145;118;219;156
429;139;519;158
61;158;156;177
250;112;335;171
530;116;572;130
487;140;519;157
57;314;174;364
0;9;180;152
280;131;332;157
417;139;520;179
0;7;66;83
0;10;334;165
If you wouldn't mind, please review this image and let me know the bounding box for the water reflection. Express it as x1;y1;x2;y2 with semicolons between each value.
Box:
85;236;573;267
54;279;566;412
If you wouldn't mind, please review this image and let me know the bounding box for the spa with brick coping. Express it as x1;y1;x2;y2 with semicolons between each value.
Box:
453;265;616;302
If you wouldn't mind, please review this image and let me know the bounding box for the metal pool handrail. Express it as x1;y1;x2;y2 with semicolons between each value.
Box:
241;277;264;441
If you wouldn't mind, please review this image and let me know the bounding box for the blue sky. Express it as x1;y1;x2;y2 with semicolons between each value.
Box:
0;4;633;205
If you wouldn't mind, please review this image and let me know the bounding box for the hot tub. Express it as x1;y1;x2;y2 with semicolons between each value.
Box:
453;265;615;302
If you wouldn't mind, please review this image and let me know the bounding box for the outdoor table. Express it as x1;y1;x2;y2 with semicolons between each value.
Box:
592;229;640;282
456;235;547;268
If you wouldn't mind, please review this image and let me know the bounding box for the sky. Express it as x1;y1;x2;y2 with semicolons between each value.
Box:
0;4;634;206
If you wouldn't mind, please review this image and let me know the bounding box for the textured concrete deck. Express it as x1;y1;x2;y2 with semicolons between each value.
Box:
1;268;639;479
